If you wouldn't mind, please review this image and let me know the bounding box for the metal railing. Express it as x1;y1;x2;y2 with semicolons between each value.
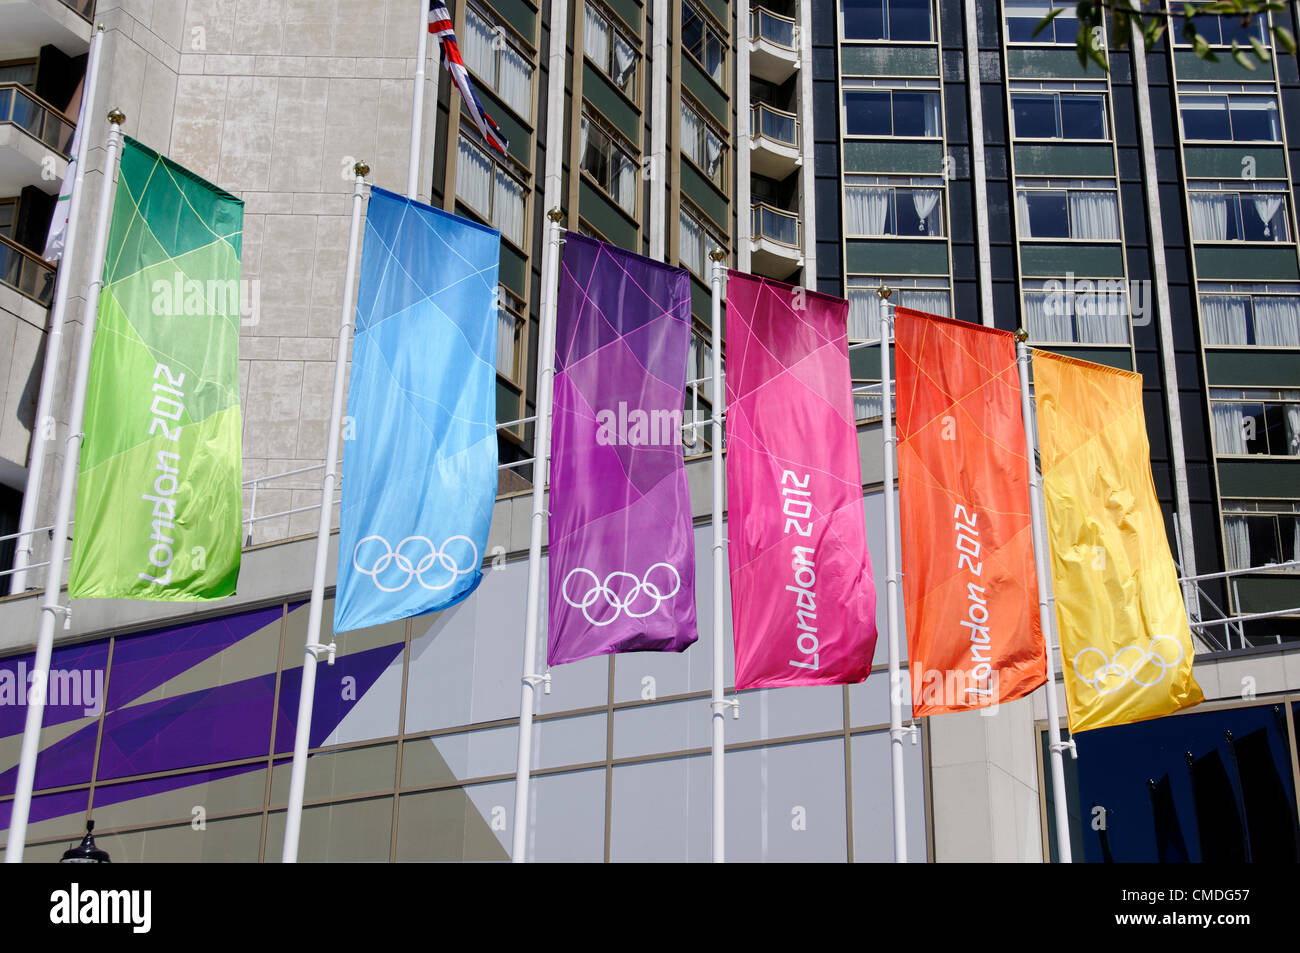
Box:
750;102;800;146
751;7;797;49
0;83;75;156
751;202;801;248
0;234;56;304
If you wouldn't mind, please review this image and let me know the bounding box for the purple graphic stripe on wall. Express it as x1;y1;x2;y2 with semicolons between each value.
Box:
0;787;88;833
0;640;110;738
274;642;405;752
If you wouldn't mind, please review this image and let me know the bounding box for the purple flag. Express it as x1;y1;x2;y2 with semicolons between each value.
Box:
547;234;699;665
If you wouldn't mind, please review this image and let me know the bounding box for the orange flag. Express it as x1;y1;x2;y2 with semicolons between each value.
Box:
895;309;1046;715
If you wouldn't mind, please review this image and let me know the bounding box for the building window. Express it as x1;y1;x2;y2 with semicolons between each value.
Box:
1188;185;1291;242
843;83;941;137
0;197;14;239
679;203;725;278
1201;290;1300;347
1004;0;1080;44
682;0;726;86
844;177;944;236
1022;278;1130;344
1016;184;1120;240
456;135;527;246
1172;6;1269;47
462;5;534;118
1210;389;1300;457
1010;92;1107;139
846;276;950;343
1179;92;1281;142
1222;500;1300;571
584;3;637;97
0;60;37;90
840;0;933;42
681;99;726;188
497;285;525;382
683;327;717;454
580;112;637;214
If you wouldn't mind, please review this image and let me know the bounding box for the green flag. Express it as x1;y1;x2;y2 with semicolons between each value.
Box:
69;137;244;601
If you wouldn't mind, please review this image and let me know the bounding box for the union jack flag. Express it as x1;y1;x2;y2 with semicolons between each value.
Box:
428;2;509;156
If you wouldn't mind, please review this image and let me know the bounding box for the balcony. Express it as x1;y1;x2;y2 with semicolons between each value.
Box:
0;233;55;305
750;102;801;179
750;202;803;279
0;0;93;58
750;7;799;84
0;84;71;194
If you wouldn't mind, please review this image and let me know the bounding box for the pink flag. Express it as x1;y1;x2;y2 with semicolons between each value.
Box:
725;272;878;689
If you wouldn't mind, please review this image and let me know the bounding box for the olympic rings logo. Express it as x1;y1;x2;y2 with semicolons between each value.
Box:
352;535;479;592
1072;636;1185;695
561;563;681;627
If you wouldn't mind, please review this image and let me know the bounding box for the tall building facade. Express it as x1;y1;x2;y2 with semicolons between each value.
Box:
0;0;1296;862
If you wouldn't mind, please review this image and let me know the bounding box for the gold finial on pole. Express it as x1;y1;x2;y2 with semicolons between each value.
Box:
708;248;726;262
877;284;893;301
353;160;370;178
106;108;125;125
1014;327;1030;343
547;207;564;223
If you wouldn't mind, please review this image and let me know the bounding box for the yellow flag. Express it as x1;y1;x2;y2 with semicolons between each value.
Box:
1032;351;1202;733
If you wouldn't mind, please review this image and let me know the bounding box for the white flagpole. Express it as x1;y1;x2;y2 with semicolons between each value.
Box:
510;208;563;863
10;25;106;595
707;248;732;863
1013;329;1074;863
877;286;910;863
4;109;126;863
281;161;369;863
407;1;438;201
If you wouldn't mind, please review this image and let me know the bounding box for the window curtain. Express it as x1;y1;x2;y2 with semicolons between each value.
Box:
494;168;525;245
923;93;941;137
1288;517;1300;561
1189;193;1230;240
1024;291;1073;342
704;127;724;181
847;287;882;340
464;10;496;84
584;7;610;70
1251;194;1286;239
911;189;941;234
1068;191;1119;239
854;383;883;420
681;108;701;167
904;289;950;316
845;186;890;234
1015;190;1032;238
1075;292;1129;343
611;150;636;212
613;34;637;91
1212;402;1250;454
1253;296;1300;346
1200;295;1250;345
498;45;532;116
1286;404;1300;456
456;139;493;217
497;308;516;378
1223;515;1251;571
680;209;704;275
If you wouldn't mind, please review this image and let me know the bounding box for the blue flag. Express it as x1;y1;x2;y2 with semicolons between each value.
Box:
334;187;499;632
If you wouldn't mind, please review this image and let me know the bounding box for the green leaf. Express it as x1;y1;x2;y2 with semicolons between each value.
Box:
1250;35;1271;61
1032;6;1067;38
1232;45;1258;69
1274;24;1297;55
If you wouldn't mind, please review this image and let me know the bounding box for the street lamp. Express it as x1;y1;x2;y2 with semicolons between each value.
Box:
59;820;111;863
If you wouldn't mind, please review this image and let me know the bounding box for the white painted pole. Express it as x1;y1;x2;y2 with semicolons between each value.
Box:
4;110;126;863
877;287;908;863
1014;331;1074;863
510;208;564;863
10;26;106;594
707;249;729;863
407;2;430;199
281;163;369;863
